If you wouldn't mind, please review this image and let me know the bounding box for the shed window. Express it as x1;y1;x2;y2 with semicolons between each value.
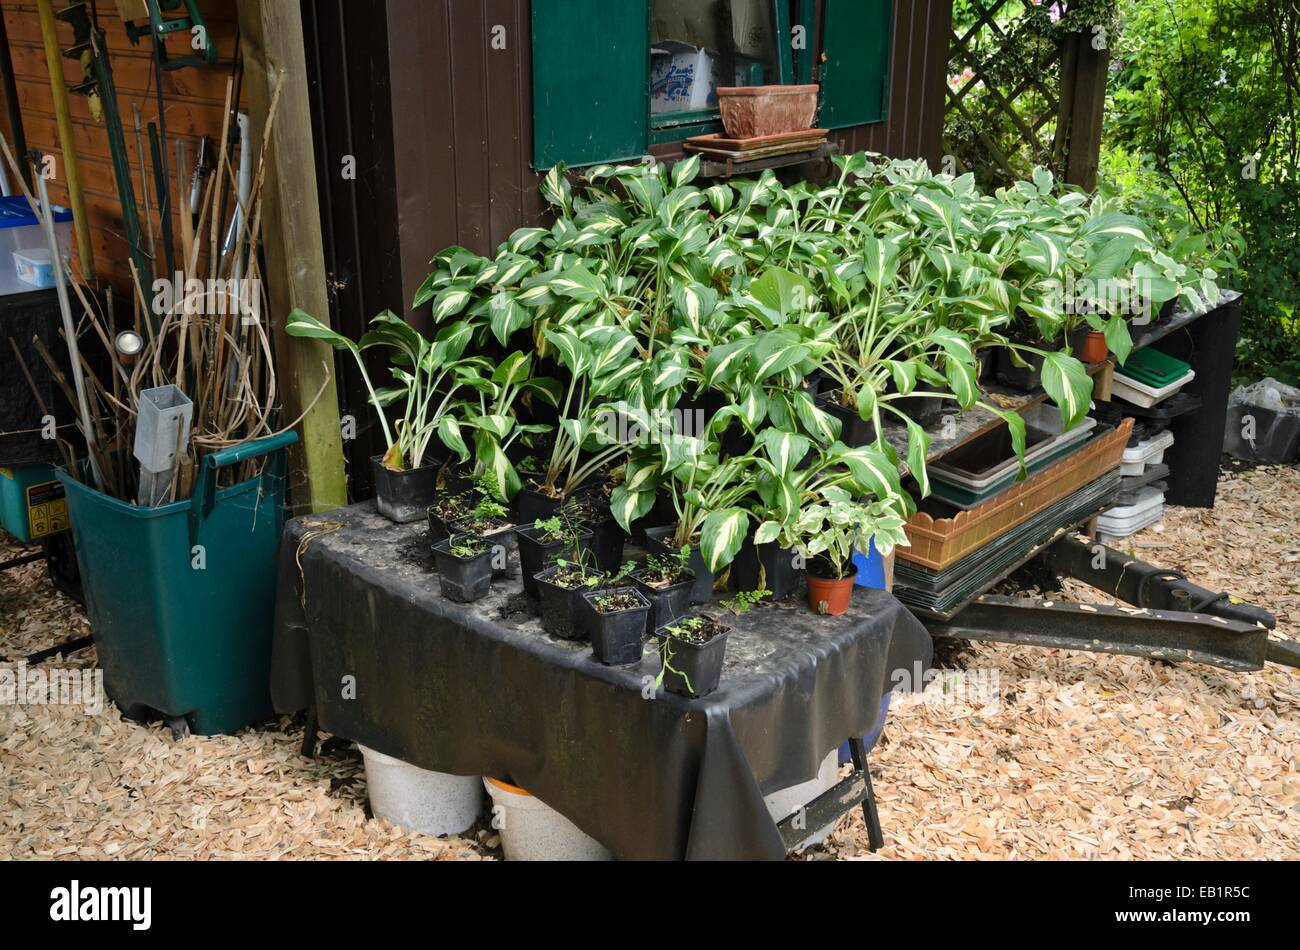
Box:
531;0;891;169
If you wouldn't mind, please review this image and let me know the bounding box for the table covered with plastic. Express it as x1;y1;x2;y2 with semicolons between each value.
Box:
269;502;932;860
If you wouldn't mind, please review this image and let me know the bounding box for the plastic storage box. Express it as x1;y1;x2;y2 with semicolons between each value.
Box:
0;196;72;296
1113;351;1196;408
1121;429;1174;476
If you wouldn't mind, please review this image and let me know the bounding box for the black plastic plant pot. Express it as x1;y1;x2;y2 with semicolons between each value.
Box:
631;491;677;543
818;397;877;448
586;516;627;574
730;537;802;602
643;525;716;605
534;565;593;641
995;348;1047;391
371;455;443;524
513;482;563;524
976;348;997;384
427;507;454;545
516;524;594;599
894;391;948;430
432;535;493;604
631;569;695;630
582;589;651;666
450;518;515;579
657;621;730;699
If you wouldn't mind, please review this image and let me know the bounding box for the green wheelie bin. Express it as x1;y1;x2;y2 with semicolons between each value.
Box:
57;431;298;735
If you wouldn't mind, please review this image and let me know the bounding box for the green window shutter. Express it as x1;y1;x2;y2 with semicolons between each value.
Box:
819;0;892;129
531;0;649;169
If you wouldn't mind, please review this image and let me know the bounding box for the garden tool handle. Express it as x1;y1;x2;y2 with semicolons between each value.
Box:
189;431;299;535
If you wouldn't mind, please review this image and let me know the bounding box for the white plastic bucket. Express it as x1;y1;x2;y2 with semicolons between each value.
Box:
764;751;842;846
483;778;613;861
359;746;485;837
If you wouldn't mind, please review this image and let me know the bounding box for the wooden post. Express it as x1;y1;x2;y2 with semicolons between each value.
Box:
237;0;348;514
1061;30;1109;191
35;0;95;281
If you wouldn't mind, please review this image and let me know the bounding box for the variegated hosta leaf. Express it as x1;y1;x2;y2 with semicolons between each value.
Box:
507;227;549;255
438;416;470;462
609;485;657;534
432;286;473;323
945;356;978;410
474;429;521;501
488;292;531;345
671;282;718;332
1040;350;1093;430
905;418;932;499
672;155;701;187
540;165;571;213
759;428;811;476
700;508;750;572
550;263;604;303
834;444;902;499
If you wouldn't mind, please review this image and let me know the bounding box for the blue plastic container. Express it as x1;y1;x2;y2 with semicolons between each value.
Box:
841;537;893;764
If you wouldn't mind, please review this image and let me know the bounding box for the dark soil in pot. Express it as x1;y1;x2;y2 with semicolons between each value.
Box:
730;537;802;602
630;565;695;630
516;523;594;599
371;455;443;524
643;525;716;605
657;614;730;699
449;515;515;579
432;534;493;604
534;563;602;640
816;394;877;447
427;492;474;545
582;588;651;666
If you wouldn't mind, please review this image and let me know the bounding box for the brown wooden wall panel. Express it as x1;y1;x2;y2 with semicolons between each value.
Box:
0;0;245;294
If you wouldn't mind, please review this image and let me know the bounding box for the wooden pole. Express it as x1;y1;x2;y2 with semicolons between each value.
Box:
35;0;95;282
236;0;347;514
1062;31;1110;192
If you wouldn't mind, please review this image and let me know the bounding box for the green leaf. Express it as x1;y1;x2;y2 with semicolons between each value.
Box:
610;486;657;534
284;309;357;353
1040;351;1093;429
700;508;749;572
759;428;811;475
672;155;701;187
905;418;932;499
488;292;532;345
438;416;470;462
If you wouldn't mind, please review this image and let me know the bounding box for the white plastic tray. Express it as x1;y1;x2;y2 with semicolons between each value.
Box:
1113;369;1196;408
1120;429;1175;476
1096;486;1165;538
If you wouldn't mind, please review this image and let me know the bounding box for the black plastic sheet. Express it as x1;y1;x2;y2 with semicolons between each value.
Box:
271;504;932;860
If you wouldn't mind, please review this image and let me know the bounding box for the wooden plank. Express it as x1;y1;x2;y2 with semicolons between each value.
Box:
236;0;346;514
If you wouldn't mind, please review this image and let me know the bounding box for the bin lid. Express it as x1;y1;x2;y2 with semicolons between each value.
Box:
0;195;73;229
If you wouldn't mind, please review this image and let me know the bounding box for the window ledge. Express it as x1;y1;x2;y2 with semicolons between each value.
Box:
669;141;840;180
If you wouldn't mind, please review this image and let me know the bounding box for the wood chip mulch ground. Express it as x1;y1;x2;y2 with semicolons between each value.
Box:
3;462;1297;861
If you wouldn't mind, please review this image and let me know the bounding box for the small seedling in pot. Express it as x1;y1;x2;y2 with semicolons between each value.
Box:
641;547;692;588
449;536;489;559
655;614;731;699
590;590;645;614
549;557;605;591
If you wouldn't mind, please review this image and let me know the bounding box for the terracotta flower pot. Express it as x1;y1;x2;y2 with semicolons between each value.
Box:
1079;330;1109;364
717;84;819;139
807;572;854;616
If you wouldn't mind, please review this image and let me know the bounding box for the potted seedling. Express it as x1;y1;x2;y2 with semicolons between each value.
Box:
286;310;482;523
533;556;613;641
449;478;516;577
432;532;494;604
655;613;731;699
582;587;652;666
516;508;594;599
630;548;696;630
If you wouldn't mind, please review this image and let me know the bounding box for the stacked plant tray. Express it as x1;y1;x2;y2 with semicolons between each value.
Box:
895;468;1123;617
1112;348;1195;408
1096;485;1166;543
899;418;1134;572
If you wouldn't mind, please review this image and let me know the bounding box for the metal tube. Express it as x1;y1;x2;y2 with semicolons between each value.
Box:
35;0;95;282
37;166;102;490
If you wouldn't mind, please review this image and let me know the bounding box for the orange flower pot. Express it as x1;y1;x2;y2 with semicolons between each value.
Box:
1079;330;1109;364
806;573;854;616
